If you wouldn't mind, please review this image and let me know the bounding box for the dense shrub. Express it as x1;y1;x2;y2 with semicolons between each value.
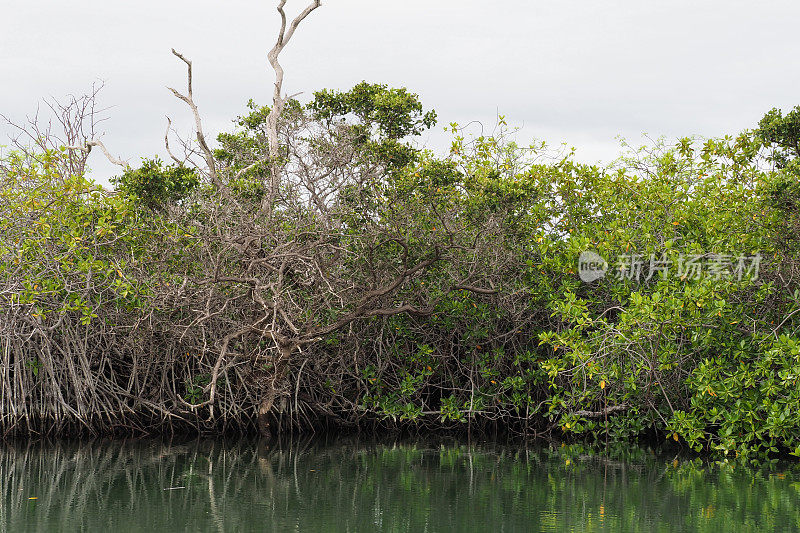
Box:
3;92;800;462
112;157;198;210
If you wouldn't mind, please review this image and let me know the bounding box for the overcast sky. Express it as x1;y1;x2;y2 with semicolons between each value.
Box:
2;1;799;184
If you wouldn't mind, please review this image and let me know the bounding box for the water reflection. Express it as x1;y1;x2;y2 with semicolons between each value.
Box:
0;437;798;532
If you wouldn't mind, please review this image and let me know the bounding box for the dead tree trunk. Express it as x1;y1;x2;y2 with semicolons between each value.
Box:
263;0;322;213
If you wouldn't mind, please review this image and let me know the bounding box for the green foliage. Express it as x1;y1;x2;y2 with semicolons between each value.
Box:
185;374;211;404
308;82;436;140
113;157;199;210
349;117;800;459
758;106;800;172
757;106;800;251
669;333;800;463
213;99;274;201
308;82;436;170
1;151;153;319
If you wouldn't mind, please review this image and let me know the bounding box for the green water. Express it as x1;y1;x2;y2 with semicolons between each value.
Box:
1;438;798;532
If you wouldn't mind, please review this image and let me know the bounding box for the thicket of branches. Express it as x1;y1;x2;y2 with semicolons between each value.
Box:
3;1;800;460
0;0;528;437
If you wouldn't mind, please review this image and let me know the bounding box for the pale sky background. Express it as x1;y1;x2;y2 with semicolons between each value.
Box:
2;1;799;184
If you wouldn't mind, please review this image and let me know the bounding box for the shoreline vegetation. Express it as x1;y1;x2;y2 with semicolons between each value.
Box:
3;3;800;465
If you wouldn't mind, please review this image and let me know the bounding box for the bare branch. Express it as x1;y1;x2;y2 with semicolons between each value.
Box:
452;284;499;295
2;83;125;176
264;0;322;211
163;117;183;166
66;140;128;168
281;0;322;45
167;49;222;190
302;252;440;343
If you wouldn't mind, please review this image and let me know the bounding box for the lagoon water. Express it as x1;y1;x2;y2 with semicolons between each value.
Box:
1;437;798;532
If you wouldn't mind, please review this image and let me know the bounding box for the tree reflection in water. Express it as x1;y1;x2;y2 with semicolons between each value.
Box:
0;438;798;532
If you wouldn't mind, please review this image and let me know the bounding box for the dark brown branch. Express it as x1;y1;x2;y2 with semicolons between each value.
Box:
452;284;498;295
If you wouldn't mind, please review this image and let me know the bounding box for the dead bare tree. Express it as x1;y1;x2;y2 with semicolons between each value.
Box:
167;49;222;191
0;82;128;178
264;0;322;211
